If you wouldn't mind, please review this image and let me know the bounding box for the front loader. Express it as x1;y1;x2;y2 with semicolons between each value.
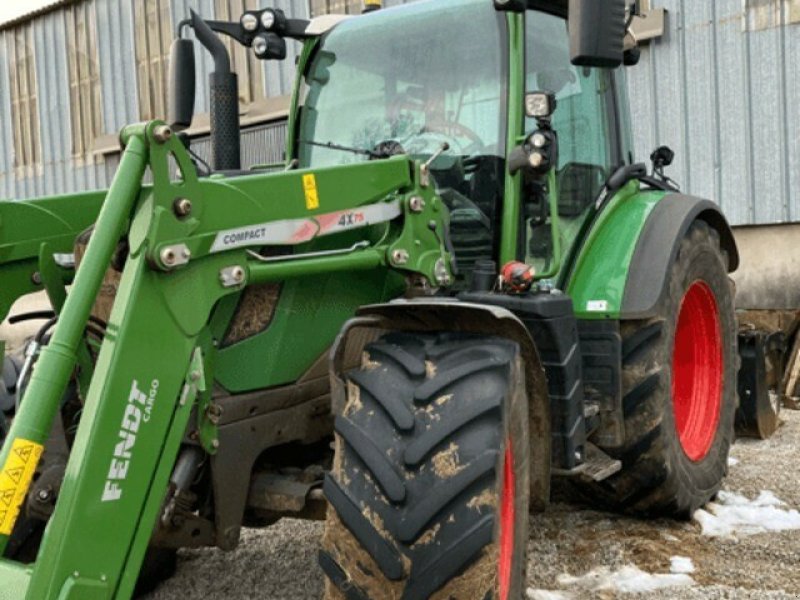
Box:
0;1;739;599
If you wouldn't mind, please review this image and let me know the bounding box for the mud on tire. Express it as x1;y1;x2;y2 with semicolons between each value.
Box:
575;220;737;517
321;332;531;600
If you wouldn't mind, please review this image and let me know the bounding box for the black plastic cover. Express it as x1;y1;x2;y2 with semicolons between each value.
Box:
460;291;586;470
568;0;626;68
168;39;196;132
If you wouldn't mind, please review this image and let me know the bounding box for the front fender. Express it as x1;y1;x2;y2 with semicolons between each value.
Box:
566;187;738;321
329;299;552;511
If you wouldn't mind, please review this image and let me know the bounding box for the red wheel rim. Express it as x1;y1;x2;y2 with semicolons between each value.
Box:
672;281;723;461
498;442;514;600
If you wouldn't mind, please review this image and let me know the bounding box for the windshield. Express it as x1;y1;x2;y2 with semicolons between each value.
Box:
298;0;506;166
297;0;507;289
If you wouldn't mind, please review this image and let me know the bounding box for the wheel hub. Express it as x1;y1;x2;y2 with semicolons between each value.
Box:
672;281;723;462
498;442;514;600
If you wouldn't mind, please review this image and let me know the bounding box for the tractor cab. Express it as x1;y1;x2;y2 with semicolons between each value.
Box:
291;0;634;290
295;0;508;288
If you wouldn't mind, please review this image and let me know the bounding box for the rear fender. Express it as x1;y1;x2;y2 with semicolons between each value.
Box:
329;299;551;511
567;188;738;320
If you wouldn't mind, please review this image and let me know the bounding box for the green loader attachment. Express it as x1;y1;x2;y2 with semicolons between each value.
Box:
0;1;740;599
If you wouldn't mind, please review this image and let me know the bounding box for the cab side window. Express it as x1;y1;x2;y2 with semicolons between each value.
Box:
525;11;618;267
526;12;616;178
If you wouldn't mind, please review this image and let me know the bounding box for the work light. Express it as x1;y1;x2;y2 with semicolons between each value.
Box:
525;92;557;119
261;10;276;30
241;13;258;32
253;36;269;57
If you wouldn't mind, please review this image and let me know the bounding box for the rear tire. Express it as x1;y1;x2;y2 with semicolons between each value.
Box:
575;221;736;517
321;332;531;600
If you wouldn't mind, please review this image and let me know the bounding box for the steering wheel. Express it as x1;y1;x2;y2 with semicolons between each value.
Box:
422;120;486;156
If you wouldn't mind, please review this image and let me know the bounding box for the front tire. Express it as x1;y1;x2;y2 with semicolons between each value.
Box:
576;220;736;517
321;332;531;600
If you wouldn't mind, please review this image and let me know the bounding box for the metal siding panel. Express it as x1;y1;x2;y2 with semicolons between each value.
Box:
787;1;800;222
0;33;13;198
35;12;70;197
647;0;687;190
748;14;785;223
713;0;752;225
96;0;138;132
626;43;657;166
682;1;717;204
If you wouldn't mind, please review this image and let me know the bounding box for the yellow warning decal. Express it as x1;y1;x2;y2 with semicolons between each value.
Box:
0;438;43;535
303;173;320;210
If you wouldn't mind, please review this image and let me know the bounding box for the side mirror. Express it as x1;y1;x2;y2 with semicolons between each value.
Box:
168;38;196;132
569;0;627;68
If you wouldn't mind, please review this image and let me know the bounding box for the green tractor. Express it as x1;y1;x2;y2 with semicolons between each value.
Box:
0;0;739;598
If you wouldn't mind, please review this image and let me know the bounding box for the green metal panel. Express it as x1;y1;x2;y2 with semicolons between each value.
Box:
215;268;403;392
500;12;524;265
0;191;105;322
26;254;210;599
0;137;148;556
565;185;667;319
0;560;30;599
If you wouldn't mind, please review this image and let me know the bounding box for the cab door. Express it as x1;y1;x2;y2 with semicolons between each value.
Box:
522;8;628;283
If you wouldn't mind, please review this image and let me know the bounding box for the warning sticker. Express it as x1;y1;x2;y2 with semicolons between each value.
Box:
302;173;320;211
0;438;43;535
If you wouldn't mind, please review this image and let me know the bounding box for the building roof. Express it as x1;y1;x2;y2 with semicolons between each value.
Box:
0;0;75;30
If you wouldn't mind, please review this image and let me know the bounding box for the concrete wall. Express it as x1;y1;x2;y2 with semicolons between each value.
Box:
732;224;800;310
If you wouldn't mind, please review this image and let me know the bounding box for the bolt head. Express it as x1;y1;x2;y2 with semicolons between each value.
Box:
392;249;410;265
211;439;220;449
36;489;51;502
174;197;192;217
409;196;426;213
153;125;173;144
434;258;450;286
232;266;245;282
161;248;176;266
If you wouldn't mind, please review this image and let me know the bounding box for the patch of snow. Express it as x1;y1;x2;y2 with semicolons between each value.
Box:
556;565;694;594
694;490;800;538
670;556;695;574
727;456;739;466
526;590;573;600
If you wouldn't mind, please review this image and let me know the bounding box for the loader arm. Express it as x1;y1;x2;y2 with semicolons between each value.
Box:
0;120;453;599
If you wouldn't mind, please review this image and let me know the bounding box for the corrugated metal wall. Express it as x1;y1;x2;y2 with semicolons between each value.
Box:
0;0;303;201
629;0;800;226
1;1;798;228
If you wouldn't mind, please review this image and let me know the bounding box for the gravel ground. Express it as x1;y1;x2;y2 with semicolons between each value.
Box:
145;411;800;600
